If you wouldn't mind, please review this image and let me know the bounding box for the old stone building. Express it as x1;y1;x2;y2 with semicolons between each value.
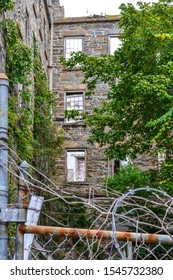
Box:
52;8;159;191
0;0;65;173
52;14;125;190
0;13;6;73
0;1;158;191
0;0;56;85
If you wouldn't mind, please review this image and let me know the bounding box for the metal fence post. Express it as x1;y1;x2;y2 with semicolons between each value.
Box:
15;161;29;260
0;73;9;260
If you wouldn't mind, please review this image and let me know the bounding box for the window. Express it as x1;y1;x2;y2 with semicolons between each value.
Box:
109;35;121;55
120;157;131;167
64;37;83;59
66;150;86;182
158;151;166;168
109;159;120;176
65;92;84;123
109;157;131;176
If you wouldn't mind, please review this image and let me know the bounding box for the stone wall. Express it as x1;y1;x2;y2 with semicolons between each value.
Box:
0;14;6;73
53;16;121;188
53;15;159;191
1;0;53;77
14;0;52;74
52;0;64;19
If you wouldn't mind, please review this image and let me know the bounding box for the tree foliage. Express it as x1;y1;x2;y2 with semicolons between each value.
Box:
106;163;149;193
0;0;14;12
62;0;173;161
1;17;64;173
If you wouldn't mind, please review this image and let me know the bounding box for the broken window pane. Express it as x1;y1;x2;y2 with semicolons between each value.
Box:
65;92;84;123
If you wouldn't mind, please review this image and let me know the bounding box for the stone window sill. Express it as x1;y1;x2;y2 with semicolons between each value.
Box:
62;122;86;127
63;67;81;71
63;182;89;186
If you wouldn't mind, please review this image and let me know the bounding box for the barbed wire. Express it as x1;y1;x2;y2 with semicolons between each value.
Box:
1;144;173;259
112;187;173;260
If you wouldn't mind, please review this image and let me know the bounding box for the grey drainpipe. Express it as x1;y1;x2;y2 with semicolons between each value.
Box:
0;73;9;259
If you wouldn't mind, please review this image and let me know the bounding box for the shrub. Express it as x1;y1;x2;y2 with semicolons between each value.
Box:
106;163;149;193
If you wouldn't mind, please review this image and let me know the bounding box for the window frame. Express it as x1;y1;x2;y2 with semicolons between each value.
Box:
64;36;84;59
66;149;87;183
109;157;131;176
64;91;85;123
108;35;121;55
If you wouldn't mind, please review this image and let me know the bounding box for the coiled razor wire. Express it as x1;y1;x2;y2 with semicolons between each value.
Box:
112;187;173;259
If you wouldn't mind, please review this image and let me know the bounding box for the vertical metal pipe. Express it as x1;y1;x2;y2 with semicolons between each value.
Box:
15;161;28;260
126;241;133;260
0;73;9;260
48;1;53;92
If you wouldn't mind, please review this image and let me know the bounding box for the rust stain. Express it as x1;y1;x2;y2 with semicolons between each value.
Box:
0;73;8;80
19;225;172;245
116;231;131;242
145;233;158;243
21;189;27;206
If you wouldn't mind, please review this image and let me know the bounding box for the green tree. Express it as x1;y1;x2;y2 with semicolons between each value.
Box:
0;0;14;12
62;0;173;161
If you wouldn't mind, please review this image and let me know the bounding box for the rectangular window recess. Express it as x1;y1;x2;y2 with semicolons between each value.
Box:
64;37;83;59
66;150;86;182
109;35;121;55
65;92;84;123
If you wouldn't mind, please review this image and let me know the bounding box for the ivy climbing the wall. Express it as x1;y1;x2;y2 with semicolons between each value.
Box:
1;19;33;161
33;41;64;176
1;16;63;174
1;18;34;162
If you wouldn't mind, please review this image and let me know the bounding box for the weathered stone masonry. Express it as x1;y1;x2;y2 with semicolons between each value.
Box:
0;0;54;82
1;1;158;192
52;14;158;190
0;13;6;73
53;16;121;189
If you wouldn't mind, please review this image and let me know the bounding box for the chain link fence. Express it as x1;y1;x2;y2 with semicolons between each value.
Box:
2;146;173;260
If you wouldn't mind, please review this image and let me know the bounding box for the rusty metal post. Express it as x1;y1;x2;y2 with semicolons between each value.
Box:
15;161;28;260
0;73;9;260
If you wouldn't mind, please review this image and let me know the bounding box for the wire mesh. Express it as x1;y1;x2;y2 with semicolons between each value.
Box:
30;233;117;260
1;144;173;260
112;187;173;260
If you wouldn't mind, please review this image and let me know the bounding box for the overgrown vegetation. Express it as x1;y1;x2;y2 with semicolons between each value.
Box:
2;18;33;161
1;10;63;173
106;164;149;193
62;0;173;160
62;0;173;194
106;159;173;196
33;41;64;176
0;2;65;257
0;0;14;12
